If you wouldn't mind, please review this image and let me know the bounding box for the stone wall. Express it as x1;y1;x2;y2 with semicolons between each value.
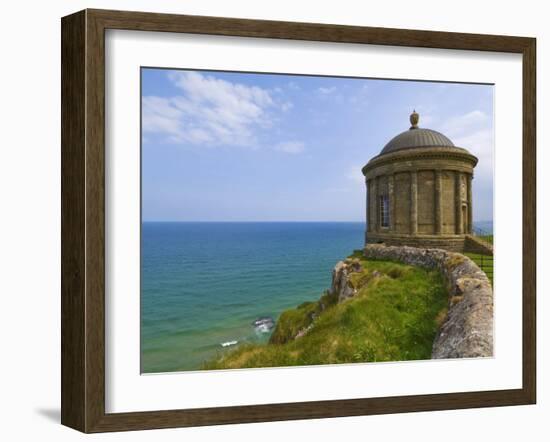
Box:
365;233;466;252
363;146;476;246
394;172;411;233
363;244;493;359
442;171;457;234
465;234;494;255
417;170;435;234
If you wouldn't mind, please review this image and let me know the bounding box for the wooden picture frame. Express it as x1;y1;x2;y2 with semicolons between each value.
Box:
61;8;536;433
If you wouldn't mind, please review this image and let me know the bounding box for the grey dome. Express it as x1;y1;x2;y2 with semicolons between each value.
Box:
379;111;456;155
380;127;455;155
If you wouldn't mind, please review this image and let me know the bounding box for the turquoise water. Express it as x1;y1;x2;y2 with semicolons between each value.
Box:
141;222;365;373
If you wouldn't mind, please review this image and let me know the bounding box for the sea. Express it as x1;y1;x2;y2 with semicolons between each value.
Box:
141;222;365;373
141;220;493;374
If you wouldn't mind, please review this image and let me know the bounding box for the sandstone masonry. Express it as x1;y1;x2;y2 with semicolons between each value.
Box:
362;112;478;253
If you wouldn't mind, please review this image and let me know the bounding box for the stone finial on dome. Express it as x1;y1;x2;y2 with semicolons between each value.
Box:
410;110;419;129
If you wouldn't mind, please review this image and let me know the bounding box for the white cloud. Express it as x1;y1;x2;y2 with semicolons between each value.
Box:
442;110;494;220
318;86;336;95
417;113;435;127
275;141;305;154
454;129;494;179
442;110;494;180
347;165;366;184
142;96;184;136
143;71;290;147
442;110;489;138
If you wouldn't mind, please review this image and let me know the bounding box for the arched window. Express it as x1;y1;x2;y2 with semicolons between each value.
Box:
379;195;389;228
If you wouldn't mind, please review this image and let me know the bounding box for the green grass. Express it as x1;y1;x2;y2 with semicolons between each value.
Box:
464;253;493;285
202;253;448;370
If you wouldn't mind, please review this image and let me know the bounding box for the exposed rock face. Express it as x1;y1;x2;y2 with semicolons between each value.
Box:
282;258;364;340
363;244;493;359
330;258;363;303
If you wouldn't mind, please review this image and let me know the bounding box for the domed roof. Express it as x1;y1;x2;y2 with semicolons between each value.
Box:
380;111;455;155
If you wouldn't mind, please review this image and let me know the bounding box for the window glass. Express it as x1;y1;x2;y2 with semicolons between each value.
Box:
379;195;389;227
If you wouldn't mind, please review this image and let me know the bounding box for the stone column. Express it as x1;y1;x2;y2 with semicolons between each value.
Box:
467;174;473;233
366;179;371;233
388;174;395;231
410;171;418;235
372;177;378;233
435;170;442;235
456;171;464;234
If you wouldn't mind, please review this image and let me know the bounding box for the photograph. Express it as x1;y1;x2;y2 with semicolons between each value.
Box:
1;0;543;438
140;68;495;374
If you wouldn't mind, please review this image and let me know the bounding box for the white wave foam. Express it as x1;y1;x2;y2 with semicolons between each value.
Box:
220;340;238;348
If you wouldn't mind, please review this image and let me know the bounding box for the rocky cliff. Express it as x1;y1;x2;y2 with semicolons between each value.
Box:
278;246;493;359
205;246;492;370
329;258;363;302
267;259;363;344
205;251;450;369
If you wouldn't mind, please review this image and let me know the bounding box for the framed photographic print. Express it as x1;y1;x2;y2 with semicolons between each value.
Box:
61;9;536;433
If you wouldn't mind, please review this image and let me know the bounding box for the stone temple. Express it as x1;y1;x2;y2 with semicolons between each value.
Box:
362;111;478;252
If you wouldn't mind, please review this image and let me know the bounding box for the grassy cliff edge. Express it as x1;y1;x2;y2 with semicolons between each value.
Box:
202;251;448;370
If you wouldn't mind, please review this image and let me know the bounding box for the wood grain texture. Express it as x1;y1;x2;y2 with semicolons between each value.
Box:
85;9;107;432
61;10;86;431
89;8;533;52
60;8;537;433
522;38;536;404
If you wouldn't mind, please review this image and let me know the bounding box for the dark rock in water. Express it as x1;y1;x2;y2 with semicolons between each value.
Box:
252;316;275;333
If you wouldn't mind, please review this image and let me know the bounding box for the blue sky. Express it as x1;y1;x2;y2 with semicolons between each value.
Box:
142;68;494;222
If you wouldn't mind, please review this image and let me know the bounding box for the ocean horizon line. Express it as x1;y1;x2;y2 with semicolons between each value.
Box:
142;220;494;224
142;220;365;223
